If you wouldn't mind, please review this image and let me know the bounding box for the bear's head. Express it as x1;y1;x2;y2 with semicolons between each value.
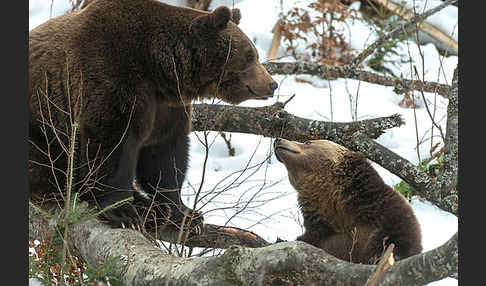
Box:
190;6;278;104
273;138;349;189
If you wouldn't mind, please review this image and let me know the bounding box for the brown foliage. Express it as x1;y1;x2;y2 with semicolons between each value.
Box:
280;0;358;66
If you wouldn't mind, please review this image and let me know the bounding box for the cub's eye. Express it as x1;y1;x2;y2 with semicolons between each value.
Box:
304;141;312;145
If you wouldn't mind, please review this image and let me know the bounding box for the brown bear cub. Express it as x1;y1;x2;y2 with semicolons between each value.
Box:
29;0;277;233
274;138;422;264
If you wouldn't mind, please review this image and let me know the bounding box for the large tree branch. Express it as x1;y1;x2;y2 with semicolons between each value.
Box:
29;201;269;250
439;67;459;211
29;204;457;286
381;232;458;286
191;102;457;215
192;102;404;141
263;61;452;99
153;223;270;249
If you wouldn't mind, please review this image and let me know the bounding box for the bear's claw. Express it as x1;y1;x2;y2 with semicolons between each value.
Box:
100;202;143;229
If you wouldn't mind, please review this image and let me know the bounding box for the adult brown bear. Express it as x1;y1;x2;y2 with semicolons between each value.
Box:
274;138;422;263
29;0;277;232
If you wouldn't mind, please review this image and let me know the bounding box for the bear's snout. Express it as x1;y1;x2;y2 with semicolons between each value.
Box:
269;82;278;91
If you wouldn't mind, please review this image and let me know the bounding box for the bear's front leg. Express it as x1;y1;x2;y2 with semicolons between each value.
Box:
136;132;204;235
78;86;160;229
81;129;143;228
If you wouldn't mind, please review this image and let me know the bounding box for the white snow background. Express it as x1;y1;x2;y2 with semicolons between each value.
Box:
29;0;458;285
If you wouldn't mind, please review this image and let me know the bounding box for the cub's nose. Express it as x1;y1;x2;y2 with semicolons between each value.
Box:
269;82;278;91
274;138;282;147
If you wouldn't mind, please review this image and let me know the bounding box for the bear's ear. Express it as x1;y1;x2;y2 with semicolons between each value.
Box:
190;6;232;35
231;8;241;25
211;6;232;30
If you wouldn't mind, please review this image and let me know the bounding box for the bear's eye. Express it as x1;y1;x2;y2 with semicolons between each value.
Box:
246;52;255;63
304;141;312;145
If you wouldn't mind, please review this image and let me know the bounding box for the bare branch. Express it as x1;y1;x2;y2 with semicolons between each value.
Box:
192;102;404;141
263;62;452;99
154;224;270;249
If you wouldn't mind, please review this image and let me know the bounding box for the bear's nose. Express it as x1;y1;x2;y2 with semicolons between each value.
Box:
269;82;278;91
274;138;282;146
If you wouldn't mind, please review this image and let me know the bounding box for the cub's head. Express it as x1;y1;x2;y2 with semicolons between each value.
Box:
190;6;278;104
274;138;349;189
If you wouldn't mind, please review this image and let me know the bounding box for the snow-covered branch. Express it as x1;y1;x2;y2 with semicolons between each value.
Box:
29;204;457;286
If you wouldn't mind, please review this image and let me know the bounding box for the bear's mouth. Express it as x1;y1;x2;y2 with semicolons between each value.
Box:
274;143;300;163
247;85;273;100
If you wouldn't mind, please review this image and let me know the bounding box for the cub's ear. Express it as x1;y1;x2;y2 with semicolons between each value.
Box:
231;8;241;25
190;6;232;35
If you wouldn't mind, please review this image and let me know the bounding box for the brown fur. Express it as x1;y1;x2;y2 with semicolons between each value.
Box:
29;0;277;230
274;138;422;264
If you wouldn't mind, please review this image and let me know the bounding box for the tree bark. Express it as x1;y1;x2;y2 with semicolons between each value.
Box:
381;232;458;286
438;66;459;214
29;204;457;286
192;102;404;141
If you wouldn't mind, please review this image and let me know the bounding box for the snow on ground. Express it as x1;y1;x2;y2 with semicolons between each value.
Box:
29;0;458;285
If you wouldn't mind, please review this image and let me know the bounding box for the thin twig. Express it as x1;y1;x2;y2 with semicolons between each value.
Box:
351;0;458;66
365;243;395;286
413;65;445;141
